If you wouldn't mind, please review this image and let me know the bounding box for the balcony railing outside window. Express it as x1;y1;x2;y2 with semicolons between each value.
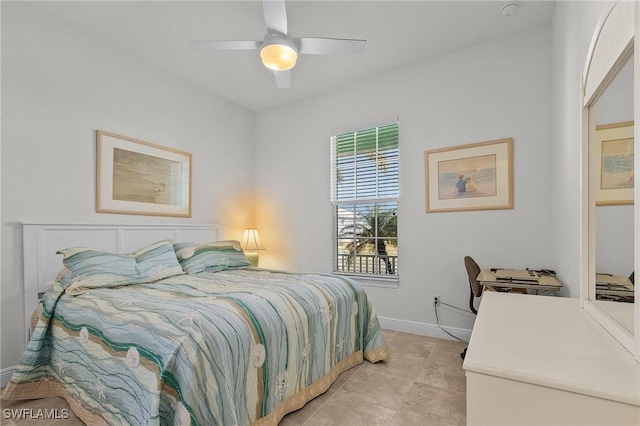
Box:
336;253;398;275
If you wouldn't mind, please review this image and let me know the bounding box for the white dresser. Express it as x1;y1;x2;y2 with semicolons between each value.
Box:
463;291;640;425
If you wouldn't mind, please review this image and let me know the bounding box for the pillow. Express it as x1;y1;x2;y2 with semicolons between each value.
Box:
173;240;252;274
59;240;184;295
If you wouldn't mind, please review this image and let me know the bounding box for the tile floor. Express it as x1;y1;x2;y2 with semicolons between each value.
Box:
1;330;467;425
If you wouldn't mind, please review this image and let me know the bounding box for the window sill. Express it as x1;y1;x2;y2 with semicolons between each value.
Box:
332;272;399;289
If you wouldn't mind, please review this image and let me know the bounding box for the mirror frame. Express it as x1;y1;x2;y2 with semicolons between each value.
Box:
581;0;639;360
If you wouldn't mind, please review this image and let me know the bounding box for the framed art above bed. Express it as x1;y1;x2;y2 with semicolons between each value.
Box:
96;130;192;217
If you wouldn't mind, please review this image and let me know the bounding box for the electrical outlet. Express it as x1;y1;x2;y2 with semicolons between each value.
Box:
432;295;440;306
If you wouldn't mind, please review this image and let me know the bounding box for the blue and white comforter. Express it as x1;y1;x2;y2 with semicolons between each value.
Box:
3;269;387;425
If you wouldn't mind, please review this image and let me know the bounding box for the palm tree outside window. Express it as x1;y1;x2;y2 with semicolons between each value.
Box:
331;122;399;278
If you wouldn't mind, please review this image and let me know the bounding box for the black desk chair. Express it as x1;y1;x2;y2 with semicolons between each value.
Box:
465;256;482;314
461;256;481;359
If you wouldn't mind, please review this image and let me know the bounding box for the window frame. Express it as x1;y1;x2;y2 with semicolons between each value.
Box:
330;121;400;284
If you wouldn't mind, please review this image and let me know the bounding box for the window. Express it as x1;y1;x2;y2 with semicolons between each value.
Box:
331;122;399;279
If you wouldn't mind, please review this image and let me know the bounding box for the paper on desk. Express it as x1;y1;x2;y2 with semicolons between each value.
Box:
495;269;539;282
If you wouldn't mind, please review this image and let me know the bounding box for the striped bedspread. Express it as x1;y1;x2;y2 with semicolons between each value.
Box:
3;269;387;425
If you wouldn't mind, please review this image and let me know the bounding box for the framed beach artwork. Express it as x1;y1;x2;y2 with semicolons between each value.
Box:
595;121;634;206
96;130;192;217
424;138;513;213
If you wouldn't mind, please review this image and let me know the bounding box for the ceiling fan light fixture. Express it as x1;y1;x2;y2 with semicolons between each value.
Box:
260;37;298;71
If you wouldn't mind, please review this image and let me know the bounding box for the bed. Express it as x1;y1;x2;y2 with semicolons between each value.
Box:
2;224;387;425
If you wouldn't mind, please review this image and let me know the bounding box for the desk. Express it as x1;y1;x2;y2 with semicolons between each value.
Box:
596;273;634;302
476;269;562;294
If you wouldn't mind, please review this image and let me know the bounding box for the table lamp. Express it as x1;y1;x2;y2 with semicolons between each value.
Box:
241;228;265;267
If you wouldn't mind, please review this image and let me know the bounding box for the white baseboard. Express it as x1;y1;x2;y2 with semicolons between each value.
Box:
1;366;15;388
378;316;472;342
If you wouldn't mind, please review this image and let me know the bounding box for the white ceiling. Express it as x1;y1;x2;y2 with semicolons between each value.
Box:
37;1;555;112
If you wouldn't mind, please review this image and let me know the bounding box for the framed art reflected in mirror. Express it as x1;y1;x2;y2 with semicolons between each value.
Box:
595;121;634;206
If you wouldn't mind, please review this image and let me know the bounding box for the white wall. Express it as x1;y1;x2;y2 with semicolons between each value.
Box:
550;1;608;297
1;3;255;369
254;26;553;333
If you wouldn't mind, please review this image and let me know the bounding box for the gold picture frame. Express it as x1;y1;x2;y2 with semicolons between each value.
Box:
96;130;192;217
424;138;513;213
595;121;634;206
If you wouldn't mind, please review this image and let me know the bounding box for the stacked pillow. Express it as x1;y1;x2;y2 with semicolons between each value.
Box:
59;239;251;294
59;240;185;295
173;240;252;273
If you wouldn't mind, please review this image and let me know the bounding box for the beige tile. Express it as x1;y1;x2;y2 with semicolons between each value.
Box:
386;332;437;358
340;368;414;411
434;338;468;355
381;329;397;340
389;407;464;426
330;363;360;391
281;363;363;425
391;382;466;426
303;391;396;426
281;388;335;425
279;417;301;426
416;348;466;393
364;351;427;381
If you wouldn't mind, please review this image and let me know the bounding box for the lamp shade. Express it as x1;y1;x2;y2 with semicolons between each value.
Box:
241;228;266;251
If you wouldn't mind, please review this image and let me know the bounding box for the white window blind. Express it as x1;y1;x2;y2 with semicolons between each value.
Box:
331;122;399;278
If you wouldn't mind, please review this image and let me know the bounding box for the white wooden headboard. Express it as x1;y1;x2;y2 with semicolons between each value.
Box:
22;223;223;343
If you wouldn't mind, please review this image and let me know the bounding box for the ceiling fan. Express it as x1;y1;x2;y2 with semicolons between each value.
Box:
190;0;367;89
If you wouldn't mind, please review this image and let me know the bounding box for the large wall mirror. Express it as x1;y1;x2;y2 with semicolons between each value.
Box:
582;0;639;360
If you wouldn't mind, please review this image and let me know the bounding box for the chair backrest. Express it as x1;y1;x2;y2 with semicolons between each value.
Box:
464;256;482;297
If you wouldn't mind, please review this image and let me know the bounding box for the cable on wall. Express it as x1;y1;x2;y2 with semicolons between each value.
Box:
434;299;470;343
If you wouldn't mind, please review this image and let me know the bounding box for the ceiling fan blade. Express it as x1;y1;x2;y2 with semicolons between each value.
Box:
274;70;291;89
262;0;288;35
190;40;261;51
298;37;367;55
